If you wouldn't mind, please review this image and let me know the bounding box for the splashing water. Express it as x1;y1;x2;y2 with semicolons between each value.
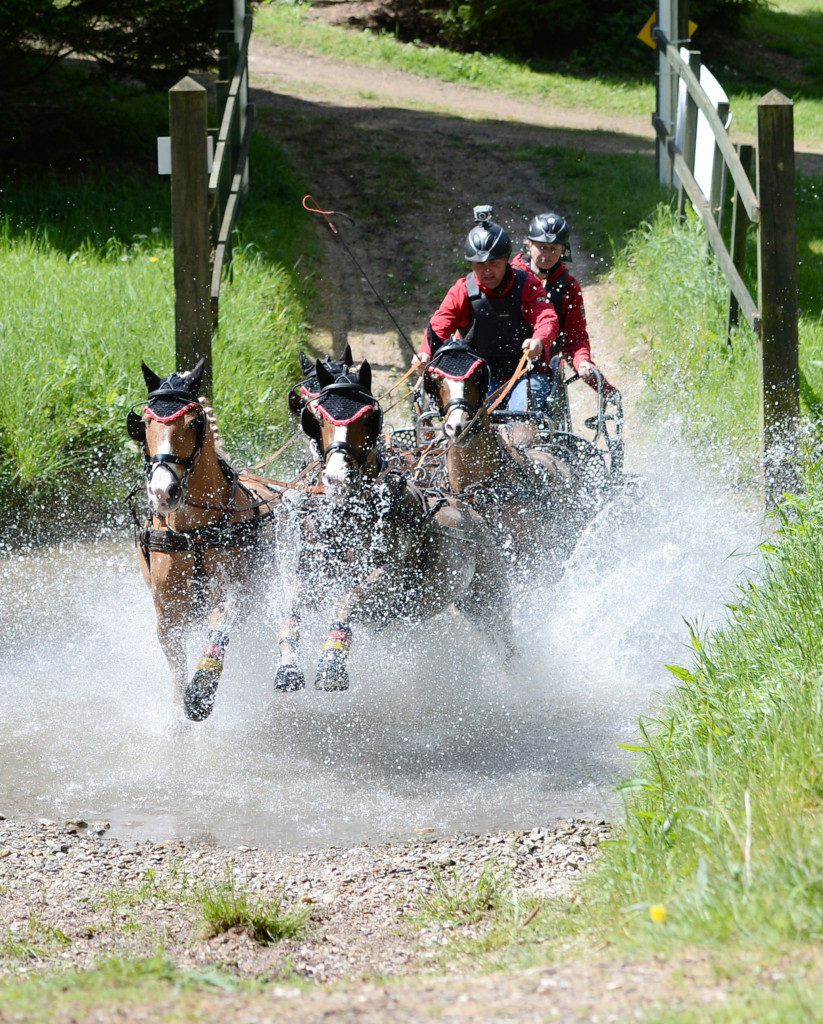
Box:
0;443;762;849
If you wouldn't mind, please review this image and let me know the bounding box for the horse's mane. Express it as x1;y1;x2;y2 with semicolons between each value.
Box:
198;396;229;461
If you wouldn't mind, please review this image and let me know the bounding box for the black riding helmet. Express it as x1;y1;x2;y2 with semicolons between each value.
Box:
465;205;512;262
527;212;573;262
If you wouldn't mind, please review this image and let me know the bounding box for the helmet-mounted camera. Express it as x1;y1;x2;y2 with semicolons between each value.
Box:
473;204;494;224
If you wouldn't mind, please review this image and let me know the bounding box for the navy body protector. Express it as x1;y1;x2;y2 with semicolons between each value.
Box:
543;265;572;336
463;267;531;379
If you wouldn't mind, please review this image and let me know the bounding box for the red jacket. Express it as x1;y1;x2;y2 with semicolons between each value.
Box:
422;265;559;362
511;254;591;371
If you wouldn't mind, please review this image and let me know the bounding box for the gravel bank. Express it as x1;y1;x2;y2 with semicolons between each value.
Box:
0;815;608;982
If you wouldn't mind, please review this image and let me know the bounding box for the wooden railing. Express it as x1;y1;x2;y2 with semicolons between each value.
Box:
209;7;254;326
652;24;799;505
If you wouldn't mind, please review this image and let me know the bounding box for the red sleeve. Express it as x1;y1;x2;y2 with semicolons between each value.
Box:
559;276;591;370
422;277;472;356
521;271;559;360
511;252;530;274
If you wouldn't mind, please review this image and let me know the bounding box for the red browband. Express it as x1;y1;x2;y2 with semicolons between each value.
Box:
144;403;199;423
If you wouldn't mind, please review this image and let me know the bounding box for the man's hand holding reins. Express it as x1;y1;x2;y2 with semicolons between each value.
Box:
522;337;543;361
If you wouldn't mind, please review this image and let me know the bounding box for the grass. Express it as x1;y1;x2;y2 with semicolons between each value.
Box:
194;867;309;945
410;858;543;957
256;1;653;116
0;78;313;533
609;183;823;479
0;912;70;964
255;1;823;149
414;860;514;927
0;953;253;1023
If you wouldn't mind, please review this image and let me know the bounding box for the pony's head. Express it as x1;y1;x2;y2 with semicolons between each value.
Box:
127;358;208;515
300;359;382;494
423;336;490;439
288;343;355;415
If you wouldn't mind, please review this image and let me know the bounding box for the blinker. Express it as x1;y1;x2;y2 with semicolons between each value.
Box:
127;409;146;441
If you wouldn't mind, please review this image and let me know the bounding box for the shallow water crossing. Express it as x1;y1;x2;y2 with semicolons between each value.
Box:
0;447;762;849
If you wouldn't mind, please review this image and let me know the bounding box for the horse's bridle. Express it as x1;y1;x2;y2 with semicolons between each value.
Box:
424;343;488;441
304;380;383;474
131;389;207;498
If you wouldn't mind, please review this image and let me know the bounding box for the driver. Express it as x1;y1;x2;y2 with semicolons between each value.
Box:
414;206;559;412
511;211;617;399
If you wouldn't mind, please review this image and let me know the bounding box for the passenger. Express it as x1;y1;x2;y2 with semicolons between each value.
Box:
511;212;617;398
414;206;559;412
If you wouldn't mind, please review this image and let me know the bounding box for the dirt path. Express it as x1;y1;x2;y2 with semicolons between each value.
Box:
248;35;649;435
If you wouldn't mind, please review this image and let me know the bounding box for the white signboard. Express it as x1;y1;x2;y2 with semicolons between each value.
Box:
674;49;731;199
157;135;214;176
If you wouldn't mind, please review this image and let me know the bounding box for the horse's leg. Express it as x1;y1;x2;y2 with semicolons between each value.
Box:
156;614;187;708
315;567;383;691
183;598;237;721
273;576;307;692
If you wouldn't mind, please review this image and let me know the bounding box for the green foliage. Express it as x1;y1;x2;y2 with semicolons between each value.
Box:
0;0;218;89
0;124;308;534
356;0;766;73
415;860;513;926
610;198;823;481
574;469;823;946
195;867;309;945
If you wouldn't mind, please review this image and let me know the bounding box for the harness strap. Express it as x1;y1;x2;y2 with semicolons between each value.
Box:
138;507;277;555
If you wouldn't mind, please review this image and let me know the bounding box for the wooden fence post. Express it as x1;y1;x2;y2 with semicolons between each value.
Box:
709;98;730;227
725;143;754;343
169;77;212;395
677;49;701;220
756;90;799;505
656;0;679;186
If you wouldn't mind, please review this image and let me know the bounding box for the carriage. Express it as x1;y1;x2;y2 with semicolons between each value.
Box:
128;345;630;718
388;352;626;504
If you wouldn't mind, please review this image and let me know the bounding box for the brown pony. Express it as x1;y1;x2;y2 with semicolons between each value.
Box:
422;338;582;562
274;358;513;693
127;359;280;721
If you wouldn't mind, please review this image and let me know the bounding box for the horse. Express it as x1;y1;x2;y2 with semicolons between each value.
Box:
127;358;281;721
421;337;584;564
273;357;514;693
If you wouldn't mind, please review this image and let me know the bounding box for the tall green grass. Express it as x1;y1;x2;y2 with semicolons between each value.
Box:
610;182;823;480
574;472;823;948
0;133;312;533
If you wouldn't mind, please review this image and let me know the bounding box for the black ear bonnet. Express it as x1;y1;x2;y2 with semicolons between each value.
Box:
288;357;358;415
424;337;490;396
128;358;205;439
301;379;383;450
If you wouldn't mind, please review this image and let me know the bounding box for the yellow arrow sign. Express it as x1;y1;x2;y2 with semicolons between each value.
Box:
638;12;697;49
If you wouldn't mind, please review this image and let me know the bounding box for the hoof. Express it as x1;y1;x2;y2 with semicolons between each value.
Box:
183;669;219;721
315;654;349;692
274;665;305;692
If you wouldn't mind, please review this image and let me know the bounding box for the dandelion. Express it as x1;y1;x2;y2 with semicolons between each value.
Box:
649;903;667;923
149;256;158;263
